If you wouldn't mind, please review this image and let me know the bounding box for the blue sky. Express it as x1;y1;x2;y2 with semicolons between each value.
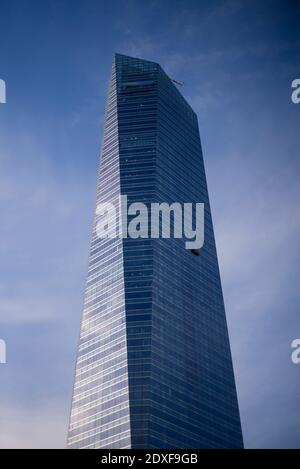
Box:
0;0;299;448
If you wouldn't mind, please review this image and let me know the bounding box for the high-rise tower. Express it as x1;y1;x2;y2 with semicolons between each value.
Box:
67;54;243;449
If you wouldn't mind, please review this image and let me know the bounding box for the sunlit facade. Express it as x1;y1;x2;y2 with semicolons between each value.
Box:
67;54;243;449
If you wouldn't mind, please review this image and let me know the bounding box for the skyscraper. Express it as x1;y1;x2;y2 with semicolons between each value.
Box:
67;53;243;449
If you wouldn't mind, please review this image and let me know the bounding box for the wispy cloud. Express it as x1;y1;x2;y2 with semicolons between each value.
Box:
0;298;58;323
0;404;67;449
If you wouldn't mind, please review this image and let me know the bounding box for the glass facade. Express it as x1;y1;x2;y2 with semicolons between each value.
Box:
67;54;243;449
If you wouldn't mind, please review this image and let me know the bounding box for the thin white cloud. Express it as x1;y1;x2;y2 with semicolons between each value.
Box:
0;297;66;323
0;404;67;449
